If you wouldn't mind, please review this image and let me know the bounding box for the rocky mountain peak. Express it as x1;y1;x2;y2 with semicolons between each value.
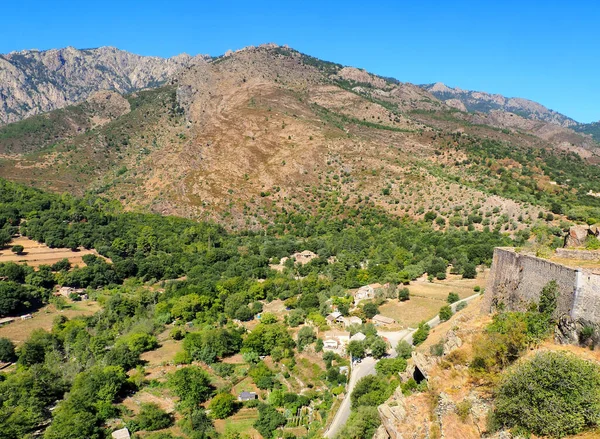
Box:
0;46;205;125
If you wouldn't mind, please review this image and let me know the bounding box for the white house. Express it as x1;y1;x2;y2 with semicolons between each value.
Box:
322;330;351;352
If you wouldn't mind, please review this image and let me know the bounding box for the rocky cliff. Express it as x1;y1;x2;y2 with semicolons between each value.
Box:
0;46;207;125
423;82;579;128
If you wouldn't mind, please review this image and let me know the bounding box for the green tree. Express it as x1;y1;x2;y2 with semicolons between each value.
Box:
462;263;477;279
398;287;410;301
351;375;391;408
168;366;214;409
336;406;381;439
297;326;316;351
347;340;365;360
395;340;412;359
447;292;460;304
370;337;388;359
254;404;285;438
439;305;453;322
11;245;24;255
243;323;294;356
412;322;430;346
134;403;173;431
208;393;237;419
363;302;379;319
0;337;16;362
494;351;600;438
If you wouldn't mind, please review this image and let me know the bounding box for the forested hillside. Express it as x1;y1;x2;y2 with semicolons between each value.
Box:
0;177;511;438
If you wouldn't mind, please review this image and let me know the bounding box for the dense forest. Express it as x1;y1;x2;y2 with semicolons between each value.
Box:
0;177;512;438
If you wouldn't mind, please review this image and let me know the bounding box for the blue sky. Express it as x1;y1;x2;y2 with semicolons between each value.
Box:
2;0;599;122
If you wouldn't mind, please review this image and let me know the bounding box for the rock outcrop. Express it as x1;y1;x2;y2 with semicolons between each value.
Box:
0;46;207;125
423;82;579;128
565;224;592;247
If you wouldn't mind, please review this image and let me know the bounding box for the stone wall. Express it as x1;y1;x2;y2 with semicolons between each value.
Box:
555;248;600;261
483;247;600;344
482;248;578;316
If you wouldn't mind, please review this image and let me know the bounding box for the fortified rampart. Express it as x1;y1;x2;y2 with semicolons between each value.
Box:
483;247;600;344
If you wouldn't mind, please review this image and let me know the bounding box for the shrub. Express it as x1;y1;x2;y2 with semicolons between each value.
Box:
351;375;392;408
0;337;16;362
447;292;460;304
133;403;172;431
363;302;379;319
375;357;407;376
11;245;24;255
395;340;412;359
494;351;600;438
170;327;186;340
412;322;430;346
456;301;467;312
429;340;445;357
398;287;410;301
209;393;237;419
579;325;595;343
456;400;472;422
439;305;452;322
212;363;235;378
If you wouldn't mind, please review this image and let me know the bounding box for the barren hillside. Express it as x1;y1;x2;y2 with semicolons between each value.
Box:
0;44;599;231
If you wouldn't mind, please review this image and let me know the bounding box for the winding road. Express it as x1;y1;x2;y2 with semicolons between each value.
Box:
323;293;481;438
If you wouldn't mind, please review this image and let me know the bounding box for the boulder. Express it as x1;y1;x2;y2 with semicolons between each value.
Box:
565;225;589;247
443;330;463;355
372;424;391;439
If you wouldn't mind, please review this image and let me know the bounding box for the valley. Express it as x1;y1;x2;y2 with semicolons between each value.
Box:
0;42;599;439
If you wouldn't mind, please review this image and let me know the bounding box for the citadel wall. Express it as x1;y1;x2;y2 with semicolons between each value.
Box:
483;247;600;344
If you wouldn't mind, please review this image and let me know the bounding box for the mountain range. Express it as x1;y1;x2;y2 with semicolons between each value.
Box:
0;46;207;125
0;43;599;229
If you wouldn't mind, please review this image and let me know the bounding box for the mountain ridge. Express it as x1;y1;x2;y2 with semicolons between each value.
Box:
0;46;209;125
0;43;599;231
422;81;580;126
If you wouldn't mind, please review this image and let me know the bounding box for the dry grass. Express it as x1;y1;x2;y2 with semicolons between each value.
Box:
214;408;261;438
0;236;101;268
121;389;177;414
140;338;183;367
378;271;487;328
0;301;101;344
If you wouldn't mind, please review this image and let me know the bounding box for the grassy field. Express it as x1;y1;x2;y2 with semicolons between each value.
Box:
140;329;183;367
214;408;261;438
378;270;487;329
0;236;101;267
0;301;101;344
